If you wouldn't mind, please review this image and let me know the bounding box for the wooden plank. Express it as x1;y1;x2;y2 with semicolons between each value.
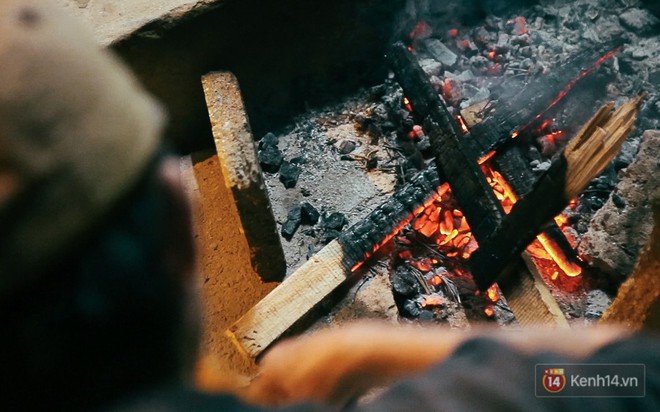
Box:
227;240;350;358
506;254;570;327
227;166;443;358
202;72;286;281
470;96;644;290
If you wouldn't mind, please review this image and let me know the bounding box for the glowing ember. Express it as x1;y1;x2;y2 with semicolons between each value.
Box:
403;97;413;112
410;21;432;41
486;285;500;303
478;150;496;165
487;50;496;60
351;191;444;272
421;294;444;308
533;46;622;121
482;162;583;278
448;28;459;38
457;115;470;134
513;16;529;35
484;306;495;317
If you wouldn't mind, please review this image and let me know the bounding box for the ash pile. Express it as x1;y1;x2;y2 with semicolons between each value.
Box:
256;0;659;327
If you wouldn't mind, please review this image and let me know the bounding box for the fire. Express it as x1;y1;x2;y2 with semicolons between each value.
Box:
484;306;495;317
457;115;470;134
478;150;496;165
403;97;413;112
482;163;583;278
533;46;622;121
486;285;500;303
410;21;432;41
410;183;479;260
420;294;444;308
351;189;444;272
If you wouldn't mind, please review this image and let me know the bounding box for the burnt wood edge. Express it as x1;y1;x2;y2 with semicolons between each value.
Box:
338;163;442;271
492;145;583;272
388;42;505;242
466;39;624;157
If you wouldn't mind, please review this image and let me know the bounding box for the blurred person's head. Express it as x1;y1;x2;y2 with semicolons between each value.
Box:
0;1;198;409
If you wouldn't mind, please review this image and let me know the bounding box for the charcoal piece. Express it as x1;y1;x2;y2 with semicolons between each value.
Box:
281;218;301;241
619;8;659;35
424;39;457;67
415;135;431;153
290;156;307;165
418;310;435;321
391;266;421;297
612;193;626;209
259;145;283;173
321;229;341;245
300;202;320;225
287;204;302;221
322;212;347;231
401;299;422;318
279;161;301;188
259;132;279;148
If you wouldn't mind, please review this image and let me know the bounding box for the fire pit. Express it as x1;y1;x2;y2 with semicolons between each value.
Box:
121;0;659;361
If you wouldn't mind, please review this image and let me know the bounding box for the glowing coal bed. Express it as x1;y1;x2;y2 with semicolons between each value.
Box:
258;0;659;328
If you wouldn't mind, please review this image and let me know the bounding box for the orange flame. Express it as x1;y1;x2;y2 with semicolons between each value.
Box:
403;97;413;112
421;294;444;308
457;115;470;134
482;164;582;278
486;285;500;303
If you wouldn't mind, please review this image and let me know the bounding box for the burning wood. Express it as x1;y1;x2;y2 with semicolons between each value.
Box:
470;95;645;290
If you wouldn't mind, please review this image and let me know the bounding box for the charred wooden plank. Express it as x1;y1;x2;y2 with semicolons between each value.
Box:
389;42;504;241
470;96;644;290
467;41;624;157
228;164;443;358
490;142;583;277
202;72;286;281
339;164;442;269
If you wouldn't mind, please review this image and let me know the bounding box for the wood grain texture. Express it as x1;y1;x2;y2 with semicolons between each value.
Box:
227;240;350;358
202;72;285;281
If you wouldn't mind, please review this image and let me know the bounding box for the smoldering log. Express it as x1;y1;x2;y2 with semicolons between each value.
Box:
467;40;624;156
489;140;583;274
389;42;568;326
339;164;442;269
389;42;504;241
470;96;644;291
228;164;443;358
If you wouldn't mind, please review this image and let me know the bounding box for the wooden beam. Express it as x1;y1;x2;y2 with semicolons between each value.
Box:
202;72;286;281
470;96;644;290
